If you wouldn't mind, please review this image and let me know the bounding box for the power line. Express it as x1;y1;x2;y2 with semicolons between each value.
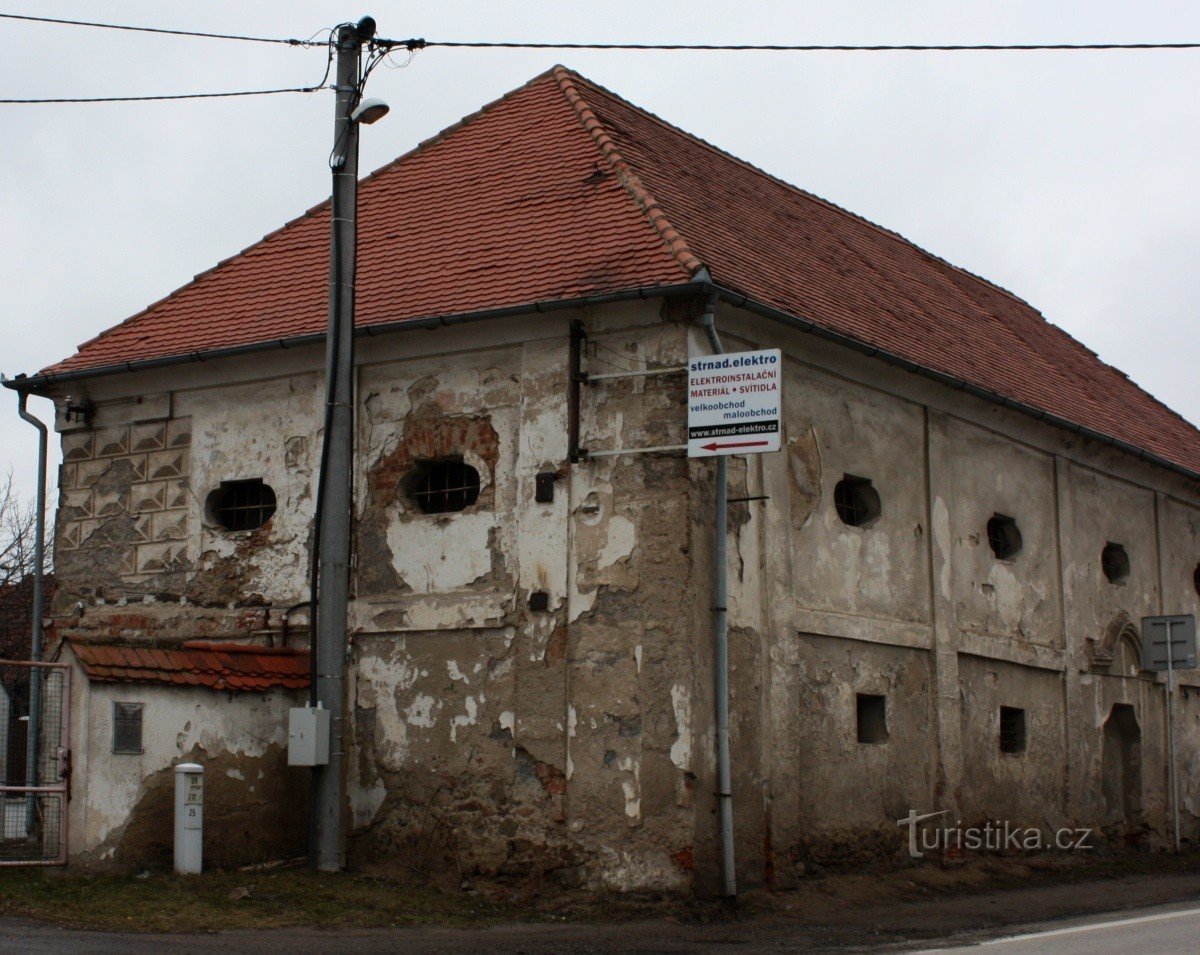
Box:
5;15;1198;54
398;38;1200;53
0;87;323;104
1;27;337;105
0;12;311;46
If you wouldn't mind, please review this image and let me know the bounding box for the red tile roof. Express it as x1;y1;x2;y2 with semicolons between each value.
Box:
41;67;1200;477
68;639;309;692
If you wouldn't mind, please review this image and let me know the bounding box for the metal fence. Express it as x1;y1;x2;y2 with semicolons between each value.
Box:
0;661;69;865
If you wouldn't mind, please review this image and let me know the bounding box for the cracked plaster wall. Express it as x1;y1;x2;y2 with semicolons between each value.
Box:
41;298;1200;889
720;303;1200;887
64;651;306;869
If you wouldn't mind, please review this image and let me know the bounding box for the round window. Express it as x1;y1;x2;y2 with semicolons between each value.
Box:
1101;542;1130;584
408;459;481;515
205;479;276;532
987;514;1022;560
834;475;881;528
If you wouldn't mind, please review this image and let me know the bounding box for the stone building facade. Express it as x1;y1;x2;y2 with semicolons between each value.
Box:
10;67;1200;890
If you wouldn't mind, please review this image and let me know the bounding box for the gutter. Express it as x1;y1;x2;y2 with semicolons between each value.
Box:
705;285;1200;487
4;280;1197;487
697;295;737;898
14;392;48;833
1;283;704;393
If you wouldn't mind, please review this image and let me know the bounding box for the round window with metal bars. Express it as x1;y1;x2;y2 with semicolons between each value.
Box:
407;458;481;515
986;514;1022;560
205;478;276;532
834;475;881;528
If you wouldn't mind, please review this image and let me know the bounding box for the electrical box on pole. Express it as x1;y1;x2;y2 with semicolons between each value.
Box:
289;705;331;766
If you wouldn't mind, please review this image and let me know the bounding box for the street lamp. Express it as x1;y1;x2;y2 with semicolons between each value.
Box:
310;17;388;873
351;97;389;125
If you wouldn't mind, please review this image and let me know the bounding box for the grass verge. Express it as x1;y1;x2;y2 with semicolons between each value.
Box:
0;868;503;933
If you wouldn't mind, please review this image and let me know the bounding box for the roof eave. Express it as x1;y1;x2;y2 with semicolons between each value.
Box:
707;284;1200;487
7;281;1197;485
4;282;709;394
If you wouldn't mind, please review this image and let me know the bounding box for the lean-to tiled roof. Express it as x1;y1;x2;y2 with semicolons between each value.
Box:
40;67;1200;476
69;639;309;692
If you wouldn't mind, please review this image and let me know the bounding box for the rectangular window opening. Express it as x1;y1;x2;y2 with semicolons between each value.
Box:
856;693;888;744
999;705;1026;754
113;702;144;755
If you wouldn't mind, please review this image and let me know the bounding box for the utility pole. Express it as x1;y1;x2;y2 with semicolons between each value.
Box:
311;16;376;873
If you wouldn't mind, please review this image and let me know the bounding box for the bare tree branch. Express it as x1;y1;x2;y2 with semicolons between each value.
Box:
0;470;48;588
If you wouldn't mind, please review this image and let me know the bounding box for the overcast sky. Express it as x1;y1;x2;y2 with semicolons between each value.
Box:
3;1;1199;508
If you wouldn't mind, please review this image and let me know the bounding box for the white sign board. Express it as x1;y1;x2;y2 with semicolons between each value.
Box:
687;348;782;458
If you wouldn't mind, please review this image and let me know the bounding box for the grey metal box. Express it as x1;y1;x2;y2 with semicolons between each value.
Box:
288;706;331;766
1141;615;1197;672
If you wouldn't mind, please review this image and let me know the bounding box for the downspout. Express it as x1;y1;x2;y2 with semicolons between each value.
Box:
16;392;47;832
697;295;736;897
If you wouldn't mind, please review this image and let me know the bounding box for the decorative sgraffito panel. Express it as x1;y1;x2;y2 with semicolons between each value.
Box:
56;418;193;591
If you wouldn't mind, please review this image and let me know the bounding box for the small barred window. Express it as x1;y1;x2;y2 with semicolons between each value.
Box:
206;479;276;532
987;514;1022;560
408;459;481;515
834;475;881;528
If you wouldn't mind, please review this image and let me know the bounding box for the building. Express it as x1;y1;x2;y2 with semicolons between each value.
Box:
7;66;1200;891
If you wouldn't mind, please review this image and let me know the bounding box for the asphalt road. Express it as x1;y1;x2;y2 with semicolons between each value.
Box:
918;903;1200;954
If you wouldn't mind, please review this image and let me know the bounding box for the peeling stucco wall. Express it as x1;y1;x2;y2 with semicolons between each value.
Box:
43;298;1200;889
65;651;306;869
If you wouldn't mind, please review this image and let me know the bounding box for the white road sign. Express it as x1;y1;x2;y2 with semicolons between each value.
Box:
687;348;782;458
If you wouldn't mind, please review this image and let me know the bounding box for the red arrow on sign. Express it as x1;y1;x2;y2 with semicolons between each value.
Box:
701;440;769;451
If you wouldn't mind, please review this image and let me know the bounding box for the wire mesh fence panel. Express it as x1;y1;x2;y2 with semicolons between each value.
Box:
0;794;63;863
0;661;69;865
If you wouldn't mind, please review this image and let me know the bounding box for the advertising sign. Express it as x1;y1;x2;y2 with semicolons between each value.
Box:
687;348;782;458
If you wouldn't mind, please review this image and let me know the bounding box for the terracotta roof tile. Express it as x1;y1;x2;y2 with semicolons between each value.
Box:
67;638;309;693
40;66;1200;477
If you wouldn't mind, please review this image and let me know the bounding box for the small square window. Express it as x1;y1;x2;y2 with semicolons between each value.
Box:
999;706;1026;754
856;693;888;744
113;702;144;755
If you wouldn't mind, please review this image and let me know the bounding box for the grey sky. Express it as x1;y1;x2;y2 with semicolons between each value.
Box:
3;1;1199;507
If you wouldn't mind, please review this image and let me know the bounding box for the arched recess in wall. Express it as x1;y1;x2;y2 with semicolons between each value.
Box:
1087;613;1149;678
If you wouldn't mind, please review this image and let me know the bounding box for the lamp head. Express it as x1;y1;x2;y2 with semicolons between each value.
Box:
355;17;377;41
351;97;389;125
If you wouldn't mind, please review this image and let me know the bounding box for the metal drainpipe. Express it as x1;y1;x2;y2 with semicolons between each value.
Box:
16;392;47;833
697;296;736;897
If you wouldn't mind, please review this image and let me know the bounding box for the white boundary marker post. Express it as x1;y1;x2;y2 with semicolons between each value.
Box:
174;762;204;874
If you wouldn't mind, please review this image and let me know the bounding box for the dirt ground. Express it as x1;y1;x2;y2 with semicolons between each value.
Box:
1;851;1199;952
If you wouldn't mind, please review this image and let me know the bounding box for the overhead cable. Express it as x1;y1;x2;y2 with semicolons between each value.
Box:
0;11;311;46
0;30;337;105
395;38;1200;53
5;16;1199;54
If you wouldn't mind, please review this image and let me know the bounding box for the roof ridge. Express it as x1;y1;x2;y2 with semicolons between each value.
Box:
562;68;1044;315
551;66;703;278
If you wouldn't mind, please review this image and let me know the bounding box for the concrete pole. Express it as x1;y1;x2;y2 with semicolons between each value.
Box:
698;297;736;898
312;22;363;873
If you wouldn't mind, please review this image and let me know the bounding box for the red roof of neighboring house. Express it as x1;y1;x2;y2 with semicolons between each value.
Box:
68;639;309;692
41;67;1200;476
